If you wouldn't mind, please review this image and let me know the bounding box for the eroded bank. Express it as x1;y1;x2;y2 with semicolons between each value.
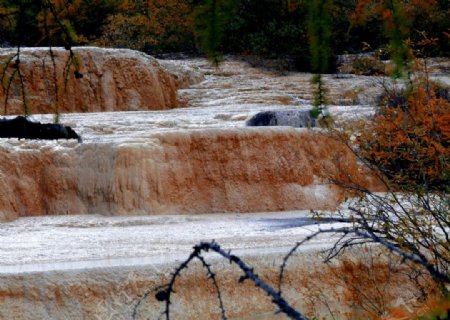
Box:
0;128;380;221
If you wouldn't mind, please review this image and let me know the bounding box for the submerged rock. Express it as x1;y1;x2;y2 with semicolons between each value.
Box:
246;109;316;128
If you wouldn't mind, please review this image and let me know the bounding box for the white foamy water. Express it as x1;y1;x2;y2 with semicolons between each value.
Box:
7;57;377;146
0;57;447;272
0;211;343;273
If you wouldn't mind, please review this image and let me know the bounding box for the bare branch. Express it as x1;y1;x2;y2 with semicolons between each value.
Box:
149;241;309;320
195;255;228;320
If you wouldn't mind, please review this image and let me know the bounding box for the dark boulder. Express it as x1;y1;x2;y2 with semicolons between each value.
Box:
0;116;82;142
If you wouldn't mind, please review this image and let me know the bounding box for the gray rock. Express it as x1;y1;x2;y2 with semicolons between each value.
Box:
246;109;316;128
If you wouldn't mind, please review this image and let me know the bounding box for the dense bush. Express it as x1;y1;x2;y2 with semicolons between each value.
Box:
1;1;448;70
96;0;196;55
221;0;312;69
350;55;386;75
0;0;120;46
359;85;450;190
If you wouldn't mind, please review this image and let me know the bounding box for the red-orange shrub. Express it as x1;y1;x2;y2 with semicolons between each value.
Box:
297;249;438;320
358;86;449;190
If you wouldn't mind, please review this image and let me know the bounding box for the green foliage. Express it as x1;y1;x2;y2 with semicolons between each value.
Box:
70;0;121;42
0;0;120;46
221;0;311;69
1;1;448;68
97;0;196;55
405;0;449;58
416;297;449;320
310;74;328;109
97;14;154;51
382;0;412;78
193;0;240;65
0;0;88;118
350;55;386;75
307;0;332;74
307;0;331;121
0;0;41;45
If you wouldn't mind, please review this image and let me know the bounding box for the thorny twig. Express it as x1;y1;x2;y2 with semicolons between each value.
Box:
146;215;448;319
137;241;309;320
133;254;229;320
195;254;228;320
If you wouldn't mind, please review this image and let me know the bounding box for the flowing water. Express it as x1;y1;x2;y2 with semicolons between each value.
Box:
0;57;370;270
0;56;403;270
0;56;447;319
24;56;379;142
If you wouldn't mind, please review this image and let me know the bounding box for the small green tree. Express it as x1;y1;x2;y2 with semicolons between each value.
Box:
193;0;240;66
381;0;412;79
307;0;332;75
307;0;332;124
